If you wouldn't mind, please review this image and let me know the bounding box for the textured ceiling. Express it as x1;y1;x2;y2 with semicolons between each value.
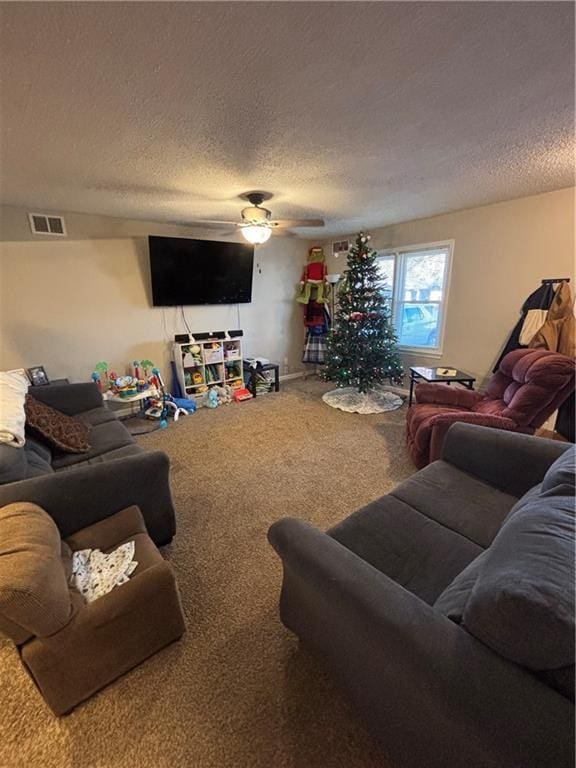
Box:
0;1;574;236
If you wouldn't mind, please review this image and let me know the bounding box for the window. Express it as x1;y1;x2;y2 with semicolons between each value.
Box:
377;242;453;354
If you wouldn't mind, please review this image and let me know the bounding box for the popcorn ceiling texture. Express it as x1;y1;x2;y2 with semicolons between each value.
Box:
0;2;573;236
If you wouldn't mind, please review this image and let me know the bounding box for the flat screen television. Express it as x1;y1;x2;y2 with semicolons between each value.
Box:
148;236;254;306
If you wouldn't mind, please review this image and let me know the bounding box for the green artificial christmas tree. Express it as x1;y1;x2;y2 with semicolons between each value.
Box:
324;232;404;393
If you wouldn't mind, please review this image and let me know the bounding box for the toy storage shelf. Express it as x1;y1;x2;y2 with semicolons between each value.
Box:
173;334;244;404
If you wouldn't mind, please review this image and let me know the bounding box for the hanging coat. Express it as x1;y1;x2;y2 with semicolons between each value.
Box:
529;281;575;358
493;282;555;371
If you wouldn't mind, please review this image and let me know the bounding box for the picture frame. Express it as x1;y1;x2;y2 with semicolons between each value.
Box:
27;366;50;387
332;239;350;258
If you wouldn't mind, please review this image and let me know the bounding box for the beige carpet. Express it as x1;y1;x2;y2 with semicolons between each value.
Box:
0;377;415;768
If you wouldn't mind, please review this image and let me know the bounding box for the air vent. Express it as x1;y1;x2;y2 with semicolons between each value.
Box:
28;213;67;236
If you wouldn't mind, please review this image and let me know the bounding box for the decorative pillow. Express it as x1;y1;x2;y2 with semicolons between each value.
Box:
0;370;28;447
462;494;575;671
433;550;487;622
25;395;90;454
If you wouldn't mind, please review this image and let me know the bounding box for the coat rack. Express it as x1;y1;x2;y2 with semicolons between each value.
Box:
541;278;570;285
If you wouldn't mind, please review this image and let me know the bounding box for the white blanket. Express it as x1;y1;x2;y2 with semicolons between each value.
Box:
0;371;29;448
70;541;138;603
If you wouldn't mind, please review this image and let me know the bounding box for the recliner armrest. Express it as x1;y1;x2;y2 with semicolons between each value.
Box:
415;382;483;409
442;423;571;497
268;517;573;768
0;452;175;545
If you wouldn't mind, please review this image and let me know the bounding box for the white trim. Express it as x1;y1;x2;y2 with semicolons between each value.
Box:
378;240;454;356
280;371;306;382
380;239;455;256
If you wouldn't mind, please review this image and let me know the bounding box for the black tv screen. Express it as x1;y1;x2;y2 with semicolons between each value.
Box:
148;236;254;306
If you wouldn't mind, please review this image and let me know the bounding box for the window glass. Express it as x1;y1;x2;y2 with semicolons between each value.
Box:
398;302;441;348
377;256;395;298
403;252;447;301
377;246;451;351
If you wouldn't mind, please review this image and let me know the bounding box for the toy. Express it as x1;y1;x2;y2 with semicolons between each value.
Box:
140;359;155;378
296;246;329;305
113;375;137;397
172;396;197;412
206;388;219;408
91;371;102;391
233;387;253;402
192;371;203;385
92;361;109;391
213;384;233;406
191;344;202;360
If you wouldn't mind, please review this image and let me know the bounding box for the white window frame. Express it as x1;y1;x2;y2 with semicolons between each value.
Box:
378;240;454;358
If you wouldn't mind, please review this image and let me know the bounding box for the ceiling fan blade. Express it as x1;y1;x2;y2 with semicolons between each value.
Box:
269;219;325;229
186;219;239;228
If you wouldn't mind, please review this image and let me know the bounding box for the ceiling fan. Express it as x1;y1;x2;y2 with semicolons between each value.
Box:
188;192;325;245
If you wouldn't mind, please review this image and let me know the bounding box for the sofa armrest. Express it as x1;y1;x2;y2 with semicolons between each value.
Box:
29;383;103;415
0;452;175;545
427;410;519;465
415;382;483;409
442;423;571;497
268;518;573;768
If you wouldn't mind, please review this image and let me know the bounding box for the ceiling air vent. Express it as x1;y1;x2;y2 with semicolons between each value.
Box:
28;213;67;236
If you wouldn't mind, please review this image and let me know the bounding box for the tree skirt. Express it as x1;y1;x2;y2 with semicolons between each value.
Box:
322;386;404;414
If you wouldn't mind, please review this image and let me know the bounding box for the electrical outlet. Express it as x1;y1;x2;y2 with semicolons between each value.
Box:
283;356;289;373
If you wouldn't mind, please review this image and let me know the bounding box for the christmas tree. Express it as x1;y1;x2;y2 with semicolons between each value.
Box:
324;232;403;393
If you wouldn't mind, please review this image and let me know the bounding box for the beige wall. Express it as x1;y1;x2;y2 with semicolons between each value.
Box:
0;236;310;382
325;187;575;384
2;188;573;388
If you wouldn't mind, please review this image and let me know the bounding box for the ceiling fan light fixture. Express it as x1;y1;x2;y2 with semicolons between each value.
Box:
241;224;272;245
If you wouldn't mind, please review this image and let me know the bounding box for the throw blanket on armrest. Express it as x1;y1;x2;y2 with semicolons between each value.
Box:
0;371;29;447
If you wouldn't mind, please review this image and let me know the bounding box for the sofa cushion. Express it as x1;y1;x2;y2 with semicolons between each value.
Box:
541;446;575;494
0;443;27;484
433;550;487;621
433;476;546;621
78;406;118;427
0;502;75;641
22;436;53;478
51;421;134;469
463;494;575;670
54;444;144;472
25;395;91;453
328;493;482;605
390;460;518;548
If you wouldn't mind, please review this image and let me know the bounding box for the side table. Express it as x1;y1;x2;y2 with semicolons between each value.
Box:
409;366;476;407
243;362;280;398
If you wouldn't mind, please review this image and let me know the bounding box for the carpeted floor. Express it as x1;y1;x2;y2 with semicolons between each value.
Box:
0;377;415;768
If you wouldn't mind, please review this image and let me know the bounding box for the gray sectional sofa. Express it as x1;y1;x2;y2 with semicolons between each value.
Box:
269;424;575;768
0;383;144;481
0;383;175;545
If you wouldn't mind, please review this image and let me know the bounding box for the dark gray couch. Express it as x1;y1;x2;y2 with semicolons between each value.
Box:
268;424;574;768
0;383;175;545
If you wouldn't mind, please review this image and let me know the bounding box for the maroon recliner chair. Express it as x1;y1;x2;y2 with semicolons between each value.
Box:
406;348;575;468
